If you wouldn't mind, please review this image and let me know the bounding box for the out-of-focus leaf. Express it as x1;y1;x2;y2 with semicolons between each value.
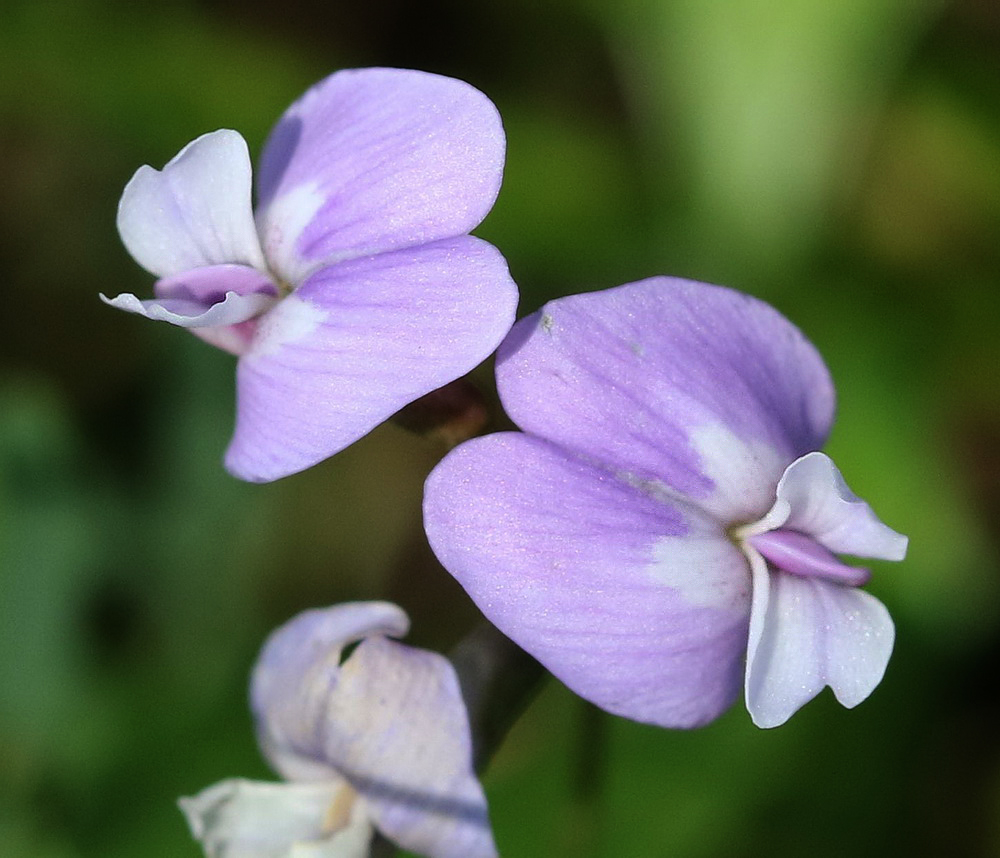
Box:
596;0;942;278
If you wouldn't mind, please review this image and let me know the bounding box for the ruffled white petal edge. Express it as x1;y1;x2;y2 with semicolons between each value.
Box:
744;549;895;728
179;778;373;858
100;290;276;328
117;130;267;278
772;452;908;560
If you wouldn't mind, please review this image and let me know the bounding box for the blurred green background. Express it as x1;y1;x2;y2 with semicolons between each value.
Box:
2;0;1000;855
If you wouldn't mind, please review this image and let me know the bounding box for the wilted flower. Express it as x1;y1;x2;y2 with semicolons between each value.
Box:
424;277;907;729
104;68;517;482
180;602;496;858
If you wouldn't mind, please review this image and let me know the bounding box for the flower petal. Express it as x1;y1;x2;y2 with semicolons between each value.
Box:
255;68;505;283
424;432;752;729
495;277;835;522
179;778;372;858
251;603;410;782
773;452;908;560
744;551;895;728
99;289;275;328
111;264;278;355
117;130;267;278
154;263;279;303
226;236;517;482
321;636;498;858
749;529;870;587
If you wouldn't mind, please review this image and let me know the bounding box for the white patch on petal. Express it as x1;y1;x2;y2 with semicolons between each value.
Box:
733;499;791;539
649;520;751;610
258;182;328;285
247;294;327;358
630;421;787;609
687;423;790;523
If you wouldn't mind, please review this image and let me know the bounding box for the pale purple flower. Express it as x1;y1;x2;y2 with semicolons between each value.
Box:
424;277;907;729
103;68;517;482
180;602;497;858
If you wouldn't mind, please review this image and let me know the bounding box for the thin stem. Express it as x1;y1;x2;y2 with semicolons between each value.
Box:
565;699;607;857
450;620;548;772
377;373;546;853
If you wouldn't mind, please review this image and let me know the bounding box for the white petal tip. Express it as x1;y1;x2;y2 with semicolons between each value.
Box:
885;532;908;562
100;291;140;309
117;129;266;277
748;709;789;730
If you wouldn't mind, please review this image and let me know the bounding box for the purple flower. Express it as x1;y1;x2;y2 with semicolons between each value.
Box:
180;602;497;858
424;277;907;729
103;68;517;482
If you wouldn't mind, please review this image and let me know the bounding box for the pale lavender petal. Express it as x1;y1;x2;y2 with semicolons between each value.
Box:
99;289;275;328
424;432;752;729
179;778;372;858
773;452;908;560
496;277;835;522
744;551;895;728
117;130;267;278
256;68;505;283
226;236;517;482
251;603;409;782
322;636;497;858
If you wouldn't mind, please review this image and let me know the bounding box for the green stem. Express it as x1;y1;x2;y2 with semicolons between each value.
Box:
450;620;548;773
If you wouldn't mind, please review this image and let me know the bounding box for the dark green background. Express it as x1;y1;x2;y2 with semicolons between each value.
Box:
2;0;999;855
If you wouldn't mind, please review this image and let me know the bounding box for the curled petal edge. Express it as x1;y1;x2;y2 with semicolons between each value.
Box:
772;452;907;560
251;603;411;781
100;290;277;328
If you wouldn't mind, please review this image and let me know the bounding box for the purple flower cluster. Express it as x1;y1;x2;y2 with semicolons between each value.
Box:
107;67;906;858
